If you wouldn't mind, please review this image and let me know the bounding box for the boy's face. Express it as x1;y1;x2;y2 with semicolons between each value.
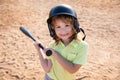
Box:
53;19;74;42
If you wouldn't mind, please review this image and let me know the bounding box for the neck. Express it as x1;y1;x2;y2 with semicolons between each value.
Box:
61;39;71;46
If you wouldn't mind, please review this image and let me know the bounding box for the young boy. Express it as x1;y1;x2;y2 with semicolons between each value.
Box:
34;4;88;80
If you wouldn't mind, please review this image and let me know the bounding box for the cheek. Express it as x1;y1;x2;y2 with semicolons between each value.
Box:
69;27;74;33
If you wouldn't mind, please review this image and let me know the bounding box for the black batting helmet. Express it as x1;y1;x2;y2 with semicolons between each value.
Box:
47;4;86;40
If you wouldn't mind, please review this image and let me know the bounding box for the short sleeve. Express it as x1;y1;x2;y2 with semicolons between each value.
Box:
73;41;88;65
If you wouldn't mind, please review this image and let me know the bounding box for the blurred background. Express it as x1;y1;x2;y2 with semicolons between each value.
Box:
0;0;120;80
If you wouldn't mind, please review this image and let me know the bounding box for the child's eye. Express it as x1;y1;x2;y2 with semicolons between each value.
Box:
65;25;70;27
56;26;61;28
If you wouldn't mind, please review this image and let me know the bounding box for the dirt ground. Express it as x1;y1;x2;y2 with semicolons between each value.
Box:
0;0;120;80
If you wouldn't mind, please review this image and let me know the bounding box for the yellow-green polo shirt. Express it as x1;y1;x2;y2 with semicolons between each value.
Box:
47;40;88;80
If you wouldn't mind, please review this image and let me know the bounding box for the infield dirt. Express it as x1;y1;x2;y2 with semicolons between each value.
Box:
0;0;120;80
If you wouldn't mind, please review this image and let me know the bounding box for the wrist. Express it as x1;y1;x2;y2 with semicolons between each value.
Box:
37;52;42;57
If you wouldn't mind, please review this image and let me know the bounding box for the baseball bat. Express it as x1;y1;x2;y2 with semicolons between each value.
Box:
19;26;52;56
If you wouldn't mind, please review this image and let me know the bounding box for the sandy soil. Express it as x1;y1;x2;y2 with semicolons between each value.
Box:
0;0;120;80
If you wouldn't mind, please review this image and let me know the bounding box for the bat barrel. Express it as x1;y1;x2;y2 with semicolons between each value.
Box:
20;26;36;41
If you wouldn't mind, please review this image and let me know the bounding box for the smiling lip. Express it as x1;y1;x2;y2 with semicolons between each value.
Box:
60;33;69;36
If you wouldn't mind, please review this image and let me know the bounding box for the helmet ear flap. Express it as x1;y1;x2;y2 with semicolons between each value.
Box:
48;24;55;37
74;19;86;40
74;19;80;33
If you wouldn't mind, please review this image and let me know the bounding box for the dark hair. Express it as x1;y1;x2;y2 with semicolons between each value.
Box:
51;15;78;45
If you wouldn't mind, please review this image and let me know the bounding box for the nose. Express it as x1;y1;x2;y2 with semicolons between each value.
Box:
59;27;67;33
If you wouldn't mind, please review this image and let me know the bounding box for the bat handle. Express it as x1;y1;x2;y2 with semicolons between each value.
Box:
38;44;44;50
38;44;52;56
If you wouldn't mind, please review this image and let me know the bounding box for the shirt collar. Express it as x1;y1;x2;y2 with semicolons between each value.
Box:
59;40;79;48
